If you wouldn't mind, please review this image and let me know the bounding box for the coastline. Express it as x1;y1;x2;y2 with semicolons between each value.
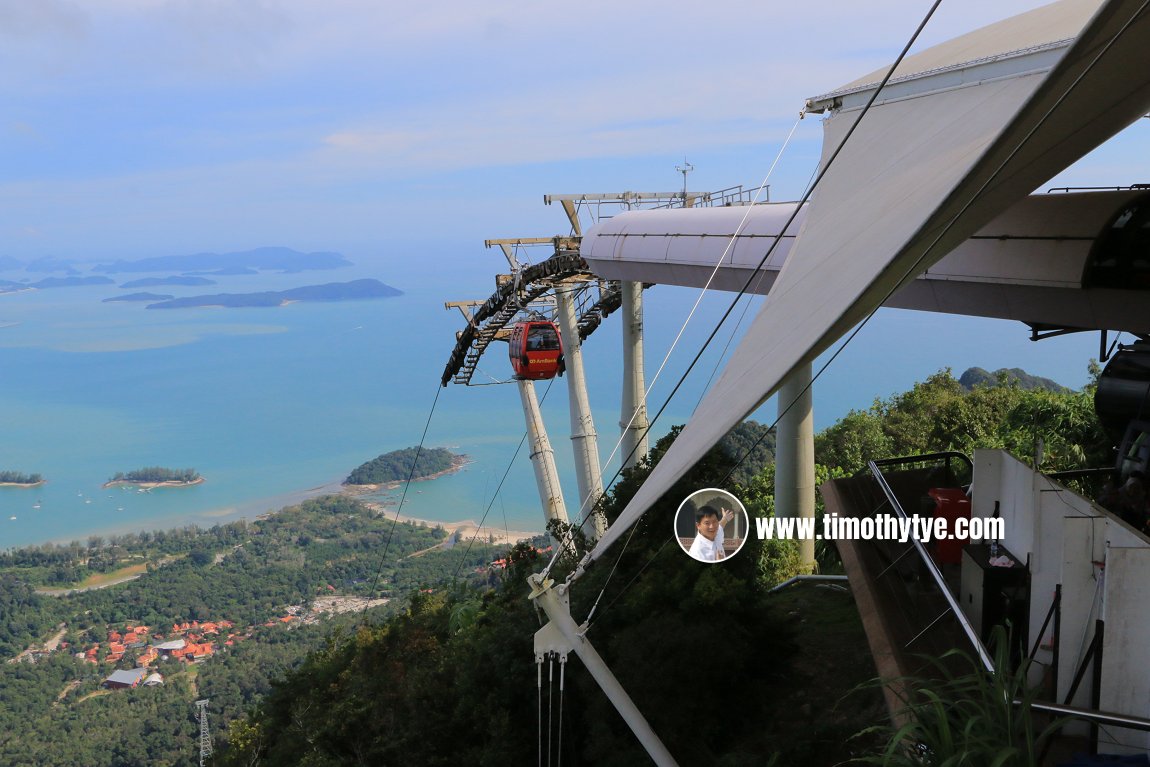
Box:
348;497;539;548
102;477;205;490
341;453;473;493
0;480;46;488
338;454;540;546
6;456;543;553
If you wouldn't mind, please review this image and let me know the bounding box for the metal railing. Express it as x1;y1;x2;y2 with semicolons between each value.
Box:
862;454;1150;738
865;458;993;671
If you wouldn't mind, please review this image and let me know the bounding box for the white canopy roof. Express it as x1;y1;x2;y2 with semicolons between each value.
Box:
582;0;1150;570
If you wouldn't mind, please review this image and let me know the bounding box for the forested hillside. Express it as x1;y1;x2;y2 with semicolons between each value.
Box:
0;495;513;767
217;366;1113;766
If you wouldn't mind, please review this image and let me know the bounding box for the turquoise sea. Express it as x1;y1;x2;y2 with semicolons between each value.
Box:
0;255;1102;551
0;265;557;549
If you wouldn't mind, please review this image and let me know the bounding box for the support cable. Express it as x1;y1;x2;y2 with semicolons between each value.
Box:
693;162;821;414
359;384;443;625
539;115;801;578
722;0;1150;485
452;377;557;583
537;656;543;767
584;536;676;633
545;0;946;586
547;653;555;767
557;656;566;767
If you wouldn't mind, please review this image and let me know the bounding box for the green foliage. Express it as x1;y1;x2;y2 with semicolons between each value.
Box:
814;368;1109;475
109;466;200;483
0;470;43;484
857;627;1064;766
717;419;777;486
217;430;798;766
344;446;458;485
0;494;507;766
958;367;1069;393
740;461;848;578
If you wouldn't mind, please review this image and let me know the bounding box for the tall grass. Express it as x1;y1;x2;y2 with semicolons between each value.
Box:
857;626;1065;766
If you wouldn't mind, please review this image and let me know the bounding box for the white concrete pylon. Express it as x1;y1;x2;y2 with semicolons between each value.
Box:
554;283;607;539
619;281;650;468
776;361;816;571
517;379;569;529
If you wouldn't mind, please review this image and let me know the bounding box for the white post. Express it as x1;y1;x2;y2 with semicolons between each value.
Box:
554;283;607;539
517;379;569;529
776;362;816;571
619;281;650;468
529;574;678;766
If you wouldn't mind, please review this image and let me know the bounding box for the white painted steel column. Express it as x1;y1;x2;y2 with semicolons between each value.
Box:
555;283;607;539
776;362;816;571
619;281;650;468
529;574;678;766
517;379;569;528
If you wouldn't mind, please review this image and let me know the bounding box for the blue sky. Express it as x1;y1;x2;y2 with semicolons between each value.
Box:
2;0;1146;407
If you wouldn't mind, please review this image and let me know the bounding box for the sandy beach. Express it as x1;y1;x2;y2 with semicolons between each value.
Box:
337;454;541;546
102;477;206;490
347;495;540;547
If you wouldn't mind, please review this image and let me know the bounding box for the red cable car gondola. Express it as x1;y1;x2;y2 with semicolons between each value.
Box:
508;320;564;380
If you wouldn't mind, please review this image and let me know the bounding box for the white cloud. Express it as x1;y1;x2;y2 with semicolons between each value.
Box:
0;0;88;40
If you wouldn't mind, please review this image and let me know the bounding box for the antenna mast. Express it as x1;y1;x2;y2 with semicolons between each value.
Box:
675;159;694;206
195;699;213;767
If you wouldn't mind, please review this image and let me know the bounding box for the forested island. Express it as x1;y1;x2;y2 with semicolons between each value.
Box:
344;446;464;486
119;275;216;288
0;471;45;487
0;276;115;290
104;467;202;488
144;278;401;309
93;246;353;274
102;292;174;303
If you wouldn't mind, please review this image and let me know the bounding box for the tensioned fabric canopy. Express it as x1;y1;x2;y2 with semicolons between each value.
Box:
580;0;1150;570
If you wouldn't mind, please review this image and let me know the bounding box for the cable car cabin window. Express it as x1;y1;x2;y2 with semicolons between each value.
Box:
1085;194;1150;289
527;325;560;351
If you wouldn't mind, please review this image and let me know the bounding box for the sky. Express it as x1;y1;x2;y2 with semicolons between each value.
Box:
2;0;1147;402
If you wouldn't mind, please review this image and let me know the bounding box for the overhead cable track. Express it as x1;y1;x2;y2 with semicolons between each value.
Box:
441;251;626;387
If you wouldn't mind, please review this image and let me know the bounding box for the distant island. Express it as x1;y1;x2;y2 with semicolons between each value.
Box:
344;447;466;487
104;467;203;489
144;279;402;309
0;276;115;290
93;246;353;274
959;366;1070;393
119;276;216;289
187;266;259;276
0;471;45;488
102;292;175;303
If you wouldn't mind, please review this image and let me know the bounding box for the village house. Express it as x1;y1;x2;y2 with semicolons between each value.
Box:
102;668;148;690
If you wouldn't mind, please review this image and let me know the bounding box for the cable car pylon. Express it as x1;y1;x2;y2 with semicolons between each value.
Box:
555;279;607;538
517;377;569;528
619;280;650;468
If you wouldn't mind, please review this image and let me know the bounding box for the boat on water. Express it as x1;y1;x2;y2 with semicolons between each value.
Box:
9;515;15;521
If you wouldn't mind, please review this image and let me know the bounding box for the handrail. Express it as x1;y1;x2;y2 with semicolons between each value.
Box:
866;455;1150;737
866;459;994;671
871;450;973;479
